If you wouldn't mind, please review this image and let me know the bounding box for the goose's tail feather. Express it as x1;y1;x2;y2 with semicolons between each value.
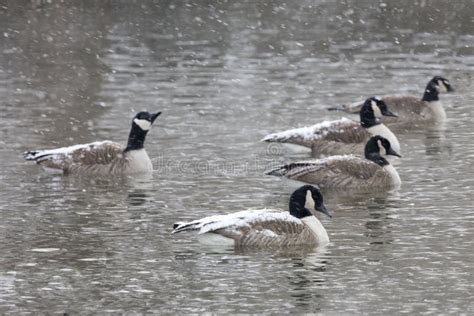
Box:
327;101;363;114
265;166;289;177
23;150;57;163
327;105;347;112
172;221;202;234
24;151;40;161
266;161;318;177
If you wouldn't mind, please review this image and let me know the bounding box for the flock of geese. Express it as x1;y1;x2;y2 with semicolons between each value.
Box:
24;76;453;249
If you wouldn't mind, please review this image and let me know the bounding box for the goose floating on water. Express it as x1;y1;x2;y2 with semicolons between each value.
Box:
172;185;331;248
266;136;402;190
24;111;161;176
328;76;454;126
262;97;400;156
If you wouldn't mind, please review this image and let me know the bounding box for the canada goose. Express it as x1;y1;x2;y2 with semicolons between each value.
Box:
172;185;331;248
328;76;454;125
266;136;402;190
23;111;161;176
262;97;400;156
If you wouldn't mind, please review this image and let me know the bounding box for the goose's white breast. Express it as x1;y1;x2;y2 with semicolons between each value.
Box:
367;124;400;153
301;216;329;245
126;149;153;173
383;164;401;188
426;101;446;121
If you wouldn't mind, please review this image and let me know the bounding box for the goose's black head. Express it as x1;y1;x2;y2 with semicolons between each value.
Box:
422;76;454;102
360;97;398;128
132;111;162;132
289;185;331;219
365;135;402;166
125;111;162;152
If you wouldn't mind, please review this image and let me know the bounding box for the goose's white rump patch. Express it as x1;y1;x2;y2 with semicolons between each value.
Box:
282;143;312;153
197;233;235;246
134;118;151;131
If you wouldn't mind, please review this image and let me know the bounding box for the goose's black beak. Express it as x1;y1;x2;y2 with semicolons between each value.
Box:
387;148;402;158
382;110;398;118
151;112;162;124
447;85;454;92
314;203;332;218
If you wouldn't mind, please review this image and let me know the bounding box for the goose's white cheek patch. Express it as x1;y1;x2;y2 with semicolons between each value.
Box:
305;190;315;210
371;101;382;118
134;118;151;131
377;139;387;155
438;81;448;93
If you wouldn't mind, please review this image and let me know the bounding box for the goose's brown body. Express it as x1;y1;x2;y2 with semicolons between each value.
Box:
267;156;400;190
340;96;444;126
173;209;329;248
212;215;321;248
24;111;161;177
24;141;153;176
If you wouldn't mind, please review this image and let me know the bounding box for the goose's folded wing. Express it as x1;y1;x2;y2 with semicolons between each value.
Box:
215;218;308;247
261;118;362;147
24;141;123;170
267;156;382;186
324;156;383;179
69;141;124;165
383;96;425;115
319;123;369;144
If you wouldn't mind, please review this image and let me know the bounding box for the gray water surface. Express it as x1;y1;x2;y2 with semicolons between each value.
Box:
1;0;473;314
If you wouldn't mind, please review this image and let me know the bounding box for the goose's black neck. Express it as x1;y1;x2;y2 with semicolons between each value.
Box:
360;105;380;128
422;82;439;102
365;153;389;166
124;124;148;152
289;189;312;219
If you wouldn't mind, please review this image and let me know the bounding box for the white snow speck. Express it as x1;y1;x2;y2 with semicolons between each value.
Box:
30;248;60;252
259;229;278;237
77;257;108;262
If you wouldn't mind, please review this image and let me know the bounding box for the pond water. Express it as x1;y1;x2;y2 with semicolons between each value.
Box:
0;0;473;314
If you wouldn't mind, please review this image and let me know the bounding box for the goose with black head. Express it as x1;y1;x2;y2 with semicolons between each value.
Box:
262;97;400;156
328;76;454;126
24;111;161;176
172;185;331;248
266;136;402;190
